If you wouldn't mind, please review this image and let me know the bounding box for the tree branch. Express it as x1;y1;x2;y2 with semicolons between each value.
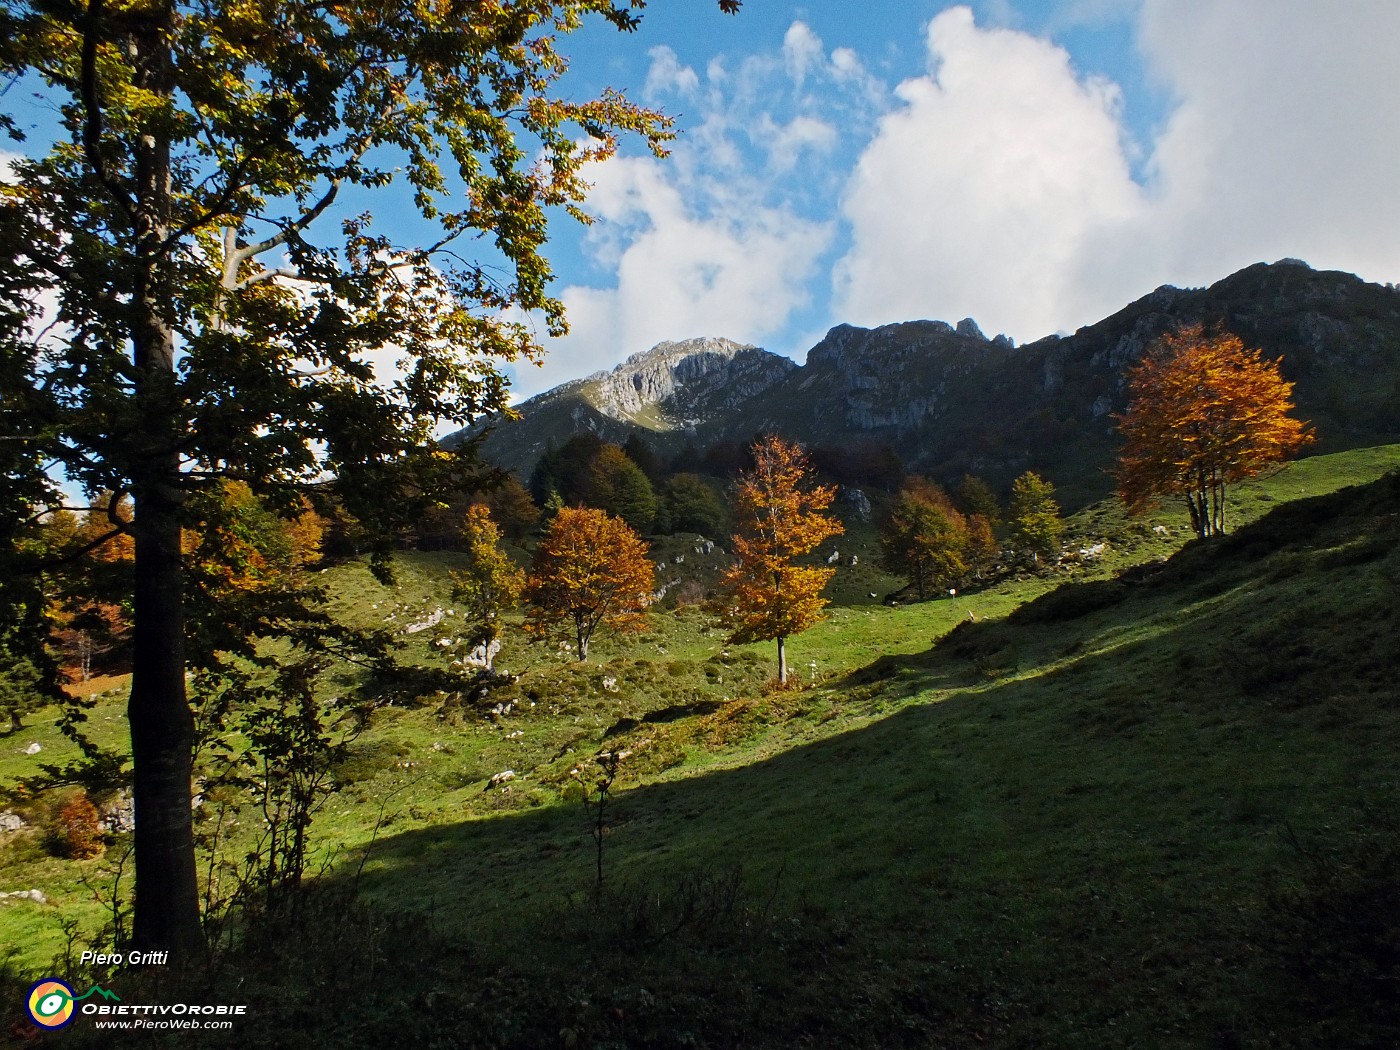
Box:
20;505;102;528
104;486;129;530
229;180;342;270
79;0;136;219
25;526;129;574
235;266;299;290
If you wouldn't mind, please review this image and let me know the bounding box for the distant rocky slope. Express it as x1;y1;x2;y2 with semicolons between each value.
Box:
454;337;797;474
450;261;1400;504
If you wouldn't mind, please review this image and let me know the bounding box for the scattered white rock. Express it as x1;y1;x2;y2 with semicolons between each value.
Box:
460;638;502;669
99;791;134;833
0;889;46;904
488;770;516;788
23;742;41;755
405;608;445;634
0;811;25;832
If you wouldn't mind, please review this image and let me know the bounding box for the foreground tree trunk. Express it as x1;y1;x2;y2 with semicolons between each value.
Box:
128;484;202;959
777;635;787;685
124;6;203;960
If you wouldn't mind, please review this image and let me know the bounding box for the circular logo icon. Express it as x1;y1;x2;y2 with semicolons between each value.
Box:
26;978;77;1029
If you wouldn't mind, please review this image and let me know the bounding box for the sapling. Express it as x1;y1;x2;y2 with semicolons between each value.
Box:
576;750;629;891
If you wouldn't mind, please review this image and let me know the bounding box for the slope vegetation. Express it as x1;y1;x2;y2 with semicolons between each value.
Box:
12;459;1389;1049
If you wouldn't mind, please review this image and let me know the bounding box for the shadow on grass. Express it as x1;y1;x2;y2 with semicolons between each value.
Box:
105;468;1392;1050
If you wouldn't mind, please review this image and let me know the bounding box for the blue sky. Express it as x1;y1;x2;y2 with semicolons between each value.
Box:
493;0;1400;400
7;0;1400;407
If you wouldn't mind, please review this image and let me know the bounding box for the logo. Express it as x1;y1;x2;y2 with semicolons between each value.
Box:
26;979;76;1029
25;979;121;1029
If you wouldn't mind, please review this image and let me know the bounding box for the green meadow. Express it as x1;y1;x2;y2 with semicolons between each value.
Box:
3;444;1399;1048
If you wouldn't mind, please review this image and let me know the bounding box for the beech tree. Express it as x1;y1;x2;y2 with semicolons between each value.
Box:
0;0;739;960
481;476;540;543
719;435;841;684
955;474;1001;529
586;443;657;533
524;506;653;661
451;505;525;671
1116;325;1313;538
0;605;56;733
962;512;999;580
879;477;967;600
1007;471;1063;565
657;472;728;537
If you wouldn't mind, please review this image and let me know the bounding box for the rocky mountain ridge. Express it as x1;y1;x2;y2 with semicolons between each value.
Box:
453;260;1400;504
588;336;798;426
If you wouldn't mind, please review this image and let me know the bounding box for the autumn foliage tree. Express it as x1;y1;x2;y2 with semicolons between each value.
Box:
482;476;541;543
450;505;525;671
719;436;842;684
525;506;653;662
1007;471;1064;565
879;477;968;599
1116;326;1313;538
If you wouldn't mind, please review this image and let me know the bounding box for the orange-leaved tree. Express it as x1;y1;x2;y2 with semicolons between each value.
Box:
1116;325;1313;539
524;506;653;661
719;435;842;684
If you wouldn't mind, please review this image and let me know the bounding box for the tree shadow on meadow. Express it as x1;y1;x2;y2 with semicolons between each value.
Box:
301;527;1400;1047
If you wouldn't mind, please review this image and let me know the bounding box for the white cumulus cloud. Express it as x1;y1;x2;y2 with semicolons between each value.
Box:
834;7;1145;341
833;2;1400;344
643;46;700;101
1136;0;1400;287
782;22;826;89
515;153;832;399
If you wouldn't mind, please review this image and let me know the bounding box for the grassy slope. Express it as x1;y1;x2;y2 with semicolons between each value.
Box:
2;445;1399;1047
321;458;1399;1049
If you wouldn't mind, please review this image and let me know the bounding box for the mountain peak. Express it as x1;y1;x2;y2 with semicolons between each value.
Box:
460;262;1400;486
618;335;757;369
588;336;795;425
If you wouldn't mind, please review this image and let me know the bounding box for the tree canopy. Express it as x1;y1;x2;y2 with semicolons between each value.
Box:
879;477;967;600
451;505;525;671
524;505;653;662
1116;325;1313;538
719;435;841;684
1007;471;1063;565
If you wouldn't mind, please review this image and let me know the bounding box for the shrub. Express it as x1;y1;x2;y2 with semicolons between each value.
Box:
57;792;105;860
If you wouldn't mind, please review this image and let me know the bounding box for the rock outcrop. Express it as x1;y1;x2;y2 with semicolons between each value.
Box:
589;337;797;425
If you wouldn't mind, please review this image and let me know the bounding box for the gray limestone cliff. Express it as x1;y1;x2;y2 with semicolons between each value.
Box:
588;337;797;426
